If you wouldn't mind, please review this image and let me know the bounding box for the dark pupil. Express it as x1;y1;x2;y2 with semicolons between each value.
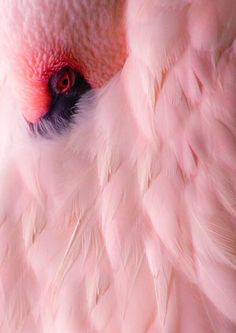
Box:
61;78;69;86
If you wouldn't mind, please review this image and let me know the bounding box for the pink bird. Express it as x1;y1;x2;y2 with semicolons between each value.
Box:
0;0;235;332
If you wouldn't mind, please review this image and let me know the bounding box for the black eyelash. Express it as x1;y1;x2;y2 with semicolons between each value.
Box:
29;67;91;137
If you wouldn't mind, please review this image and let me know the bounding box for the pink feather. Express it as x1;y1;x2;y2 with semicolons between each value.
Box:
0;0;235;332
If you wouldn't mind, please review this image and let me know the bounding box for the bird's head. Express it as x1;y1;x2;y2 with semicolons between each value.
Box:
0;0;129;215
0;0;127;135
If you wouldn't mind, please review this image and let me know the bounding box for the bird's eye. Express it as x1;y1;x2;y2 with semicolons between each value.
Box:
50;66;76;95
30;65;92;136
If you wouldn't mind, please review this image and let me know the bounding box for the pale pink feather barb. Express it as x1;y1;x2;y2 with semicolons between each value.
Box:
0;0;236;332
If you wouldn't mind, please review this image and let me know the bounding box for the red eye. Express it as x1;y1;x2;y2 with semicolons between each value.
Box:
50;66;76;94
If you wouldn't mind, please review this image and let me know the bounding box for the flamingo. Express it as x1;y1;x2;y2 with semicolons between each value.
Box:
0;0;235;332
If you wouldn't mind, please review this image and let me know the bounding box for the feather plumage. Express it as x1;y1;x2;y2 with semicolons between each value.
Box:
0;0;235;332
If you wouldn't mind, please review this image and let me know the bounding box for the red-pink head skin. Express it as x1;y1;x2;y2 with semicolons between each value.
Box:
0;0;127;123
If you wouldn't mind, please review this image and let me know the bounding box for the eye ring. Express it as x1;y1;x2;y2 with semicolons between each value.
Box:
50;66;76;95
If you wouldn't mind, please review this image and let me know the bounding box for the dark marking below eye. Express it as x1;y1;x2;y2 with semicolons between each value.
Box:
29;67;91;137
